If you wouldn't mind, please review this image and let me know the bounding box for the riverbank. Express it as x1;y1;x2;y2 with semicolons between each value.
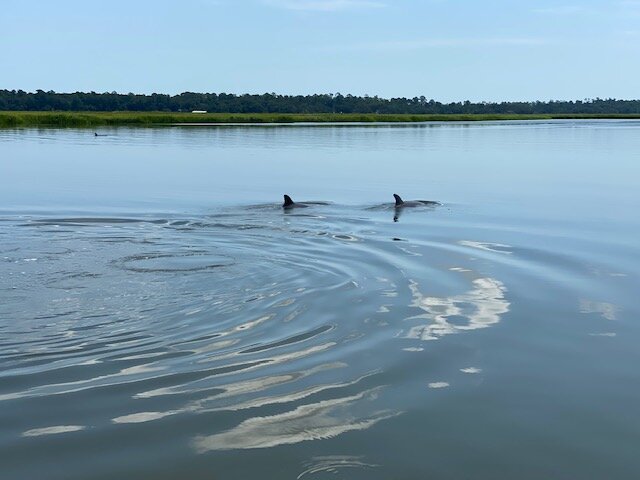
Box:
1;111;640;127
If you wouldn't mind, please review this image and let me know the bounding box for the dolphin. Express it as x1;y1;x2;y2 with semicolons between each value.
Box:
393;194;439;208
283;194;308;209
282;195;330;209
392;194;440;222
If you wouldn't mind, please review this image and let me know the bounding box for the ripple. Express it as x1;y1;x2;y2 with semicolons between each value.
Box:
297;456;379;479
118;252;235;272
458;240;512;255
239;325;333;354
28;217;166;226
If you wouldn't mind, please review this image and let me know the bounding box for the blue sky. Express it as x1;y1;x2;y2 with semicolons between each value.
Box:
2;0;639;101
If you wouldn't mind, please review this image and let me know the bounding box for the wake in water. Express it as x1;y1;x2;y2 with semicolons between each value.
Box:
1;200;633;480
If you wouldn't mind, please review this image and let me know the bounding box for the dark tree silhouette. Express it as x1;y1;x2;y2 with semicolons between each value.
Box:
0;90;638;114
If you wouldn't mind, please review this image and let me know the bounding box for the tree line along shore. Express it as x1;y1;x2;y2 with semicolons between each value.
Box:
2;90;639;126
1;111;640;127
1;90;640;114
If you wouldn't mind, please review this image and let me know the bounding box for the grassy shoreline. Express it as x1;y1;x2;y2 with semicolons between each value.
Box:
1;111;640;127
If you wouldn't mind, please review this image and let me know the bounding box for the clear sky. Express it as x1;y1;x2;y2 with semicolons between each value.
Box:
2;0;638;101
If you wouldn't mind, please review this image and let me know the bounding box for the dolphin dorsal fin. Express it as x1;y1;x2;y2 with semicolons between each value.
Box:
393;194;404;206
283;194;294;207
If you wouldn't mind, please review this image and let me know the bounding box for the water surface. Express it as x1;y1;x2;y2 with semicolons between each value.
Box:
1;121;639;479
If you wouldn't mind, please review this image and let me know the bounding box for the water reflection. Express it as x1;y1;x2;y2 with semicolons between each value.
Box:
579;299;619;321
427;382;450;389
192;388;400;452
22;425;85;437
392;204;439;222
460;367;482;374
403;274;510;341
393;207;402;222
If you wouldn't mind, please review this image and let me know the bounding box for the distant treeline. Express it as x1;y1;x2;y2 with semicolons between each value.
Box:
1;89;640;114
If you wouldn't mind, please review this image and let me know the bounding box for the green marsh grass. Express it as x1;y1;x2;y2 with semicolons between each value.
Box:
1;111;639;128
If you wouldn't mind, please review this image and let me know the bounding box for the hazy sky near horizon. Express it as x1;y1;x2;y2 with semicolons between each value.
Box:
2;0;638;101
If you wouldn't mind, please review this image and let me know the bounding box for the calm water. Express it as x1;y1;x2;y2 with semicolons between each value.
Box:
1;121;639;479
